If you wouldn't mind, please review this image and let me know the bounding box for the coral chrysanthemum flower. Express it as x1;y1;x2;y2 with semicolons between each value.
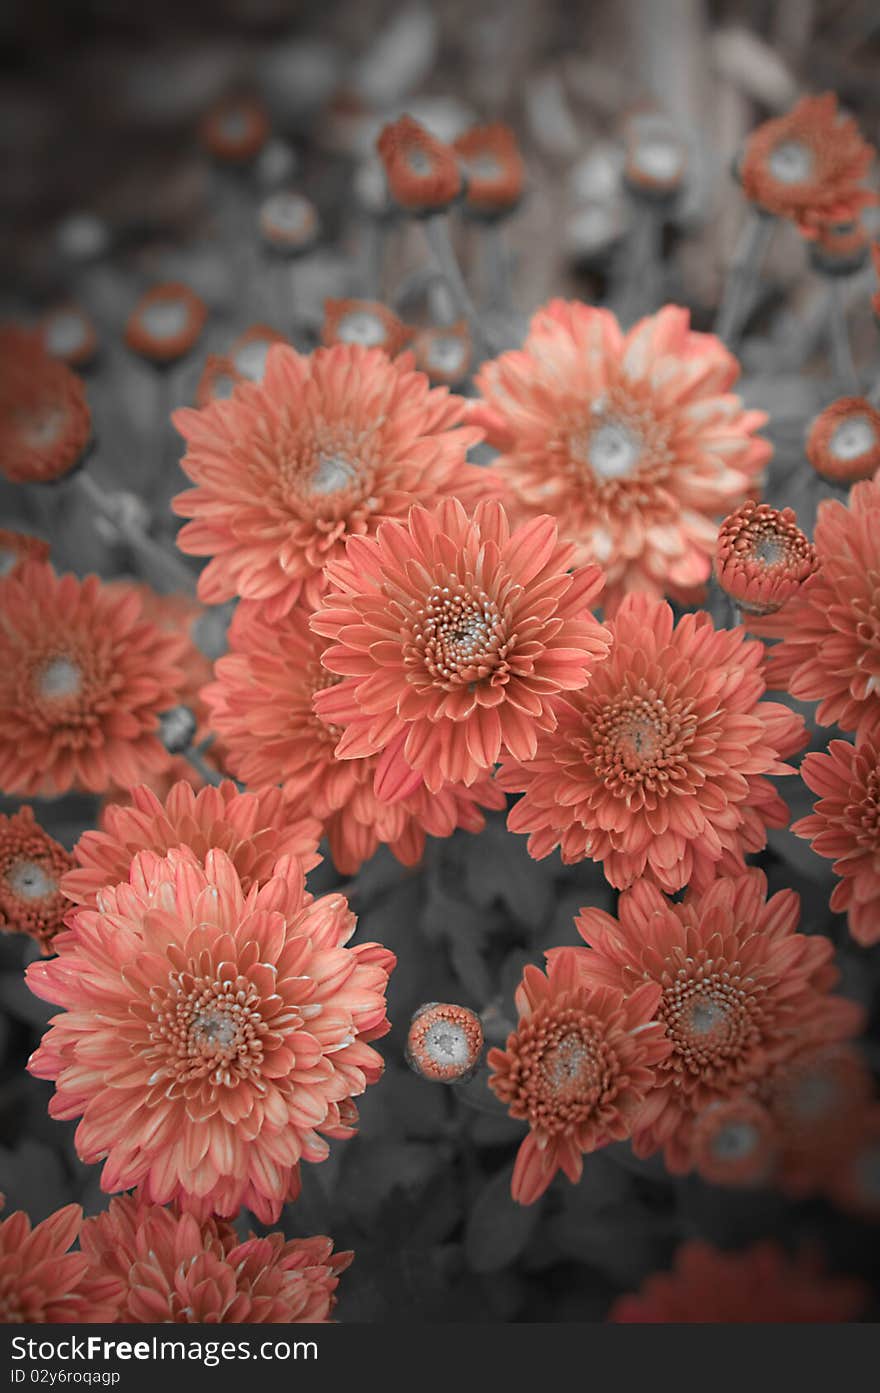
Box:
125;284;207;365
322;299;411;356
690;1098;779;1188
571;870;853;1170
487;949;669;1204
81;1197;350;1323
738;93;877;237
452;123;525;217
753;478;880;740
473;302;770;610
714;500;818;615
609;1240;866;1323
0;563;188;797
62;779;321;908
757;1040;873;1196
200;96;270;165
0;1202;118;1323
172;343;490;618
204;603;505;874
27;847;395;1223
0;530;49;578
376;114;462;213
805;397;880;483
0;329;91;484
0;805;74;955
794;735;880;946
311;497;611;792
500;594;805;892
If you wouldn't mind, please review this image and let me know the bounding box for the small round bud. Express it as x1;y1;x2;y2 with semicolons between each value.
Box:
406;1002;484;1083
125;284;207;366
806;397;880;484
321;299;410;356
157;705;198;754
622;113;687;201
258;191;320;256
714;500;818;615
376;115;462;215
411;321;471;385
200;96;270;165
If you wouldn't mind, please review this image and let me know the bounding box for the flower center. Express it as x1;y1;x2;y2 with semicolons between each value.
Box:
20;408;65;449
752;533;787;566
335;311;387;347
768;139;814;184
405;147;434;177
149;971;273;1095
708;1119;760;1160
413;583;505;686
36;656;82;700
311;452;359;495
829;415;876;461
46;312;88;359
540;1032;601;1104
262;192;313;238
422;1020;472;1069
631;138;684;183
661;968;761;1081
219;109;249;140
190;1008;240;1053
688;995;728;1036
6;859;56;900
425;335;467;375
140;300;188;342
587;420;642;480
465;154;502;182
588;691;697;792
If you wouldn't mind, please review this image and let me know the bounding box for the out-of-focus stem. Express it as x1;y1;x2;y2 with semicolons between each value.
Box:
826;278;860;394
75;469;196;594
619;200;663;326
359;217;385;300
482;222;512;314
423;213;490;359
714;209;775;347
182;742;225;789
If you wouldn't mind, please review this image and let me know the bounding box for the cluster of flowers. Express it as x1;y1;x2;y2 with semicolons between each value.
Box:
2;92;880;1322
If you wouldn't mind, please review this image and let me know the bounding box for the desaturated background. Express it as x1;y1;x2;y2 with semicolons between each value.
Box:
1;0;880;1322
